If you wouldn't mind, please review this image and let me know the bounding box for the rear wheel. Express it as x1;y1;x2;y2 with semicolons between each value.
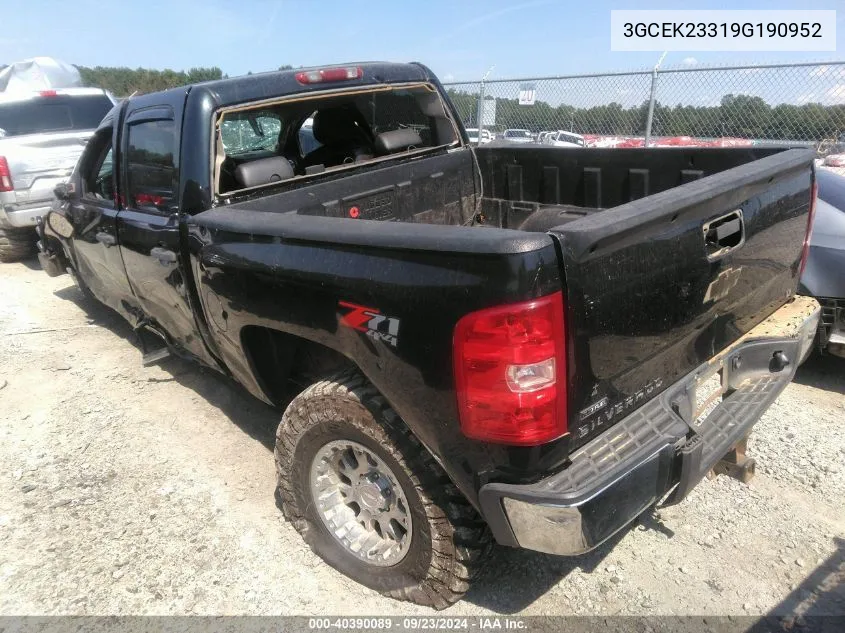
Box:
275;370;492;609
0;227;36;262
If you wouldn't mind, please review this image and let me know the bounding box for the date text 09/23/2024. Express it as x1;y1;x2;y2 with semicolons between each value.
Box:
308;618;527;630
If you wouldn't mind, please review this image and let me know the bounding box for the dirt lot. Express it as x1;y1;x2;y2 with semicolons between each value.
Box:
0;261;843;617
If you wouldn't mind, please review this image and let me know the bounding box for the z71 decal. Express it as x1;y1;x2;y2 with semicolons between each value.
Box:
338;301;401;348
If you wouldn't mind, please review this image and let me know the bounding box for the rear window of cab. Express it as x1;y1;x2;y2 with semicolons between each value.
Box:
0;94;113;137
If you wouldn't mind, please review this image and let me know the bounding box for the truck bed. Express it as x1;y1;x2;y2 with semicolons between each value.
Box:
198;144;814;458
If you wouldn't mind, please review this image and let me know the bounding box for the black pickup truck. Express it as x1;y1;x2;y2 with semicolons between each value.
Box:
38;62;820;609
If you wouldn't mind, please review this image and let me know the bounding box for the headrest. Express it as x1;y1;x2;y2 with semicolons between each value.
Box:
312;107;368;145
233;156;294;189
374;129;423;155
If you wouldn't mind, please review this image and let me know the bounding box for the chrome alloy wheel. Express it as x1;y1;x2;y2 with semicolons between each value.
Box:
309;440;413;566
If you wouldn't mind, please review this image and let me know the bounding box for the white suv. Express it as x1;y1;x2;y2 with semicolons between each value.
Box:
545;130;585;147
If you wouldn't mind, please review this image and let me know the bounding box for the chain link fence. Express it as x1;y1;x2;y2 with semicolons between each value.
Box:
443;61;845;149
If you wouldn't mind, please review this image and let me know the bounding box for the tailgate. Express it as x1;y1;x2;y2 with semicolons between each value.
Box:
550;148;814;449
0;132;91;204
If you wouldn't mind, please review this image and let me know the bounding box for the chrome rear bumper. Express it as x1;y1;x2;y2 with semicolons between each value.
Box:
1;194;51;228
479;296;821;556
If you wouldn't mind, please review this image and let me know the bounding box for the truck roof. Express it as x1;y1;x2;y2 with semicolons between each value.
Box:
125;62;437;110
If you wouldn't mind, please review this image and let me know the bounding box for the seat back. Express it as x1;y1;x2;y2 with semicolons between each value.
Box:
303;106;373;168
233;156;294;189
374;129;423;156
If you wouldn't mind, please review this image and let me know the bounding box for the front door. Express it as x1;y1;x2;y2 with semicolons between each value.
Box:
66;123;133;313
116;109;212;364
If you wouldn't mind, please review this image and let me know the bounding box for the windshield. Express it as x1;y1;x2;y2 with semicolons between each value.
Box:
0;94;113;137
505;129;531;139
220;113;283;155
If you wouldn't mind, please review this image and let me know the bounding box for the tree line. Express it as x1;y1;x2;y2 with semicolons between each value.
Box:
71;65;295;96
446;89;845;141
74;66;224;95
4;62;840;141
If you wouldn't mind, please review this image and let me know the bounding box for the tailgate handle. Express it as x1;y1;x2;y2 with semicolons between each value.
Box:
703;210;744;260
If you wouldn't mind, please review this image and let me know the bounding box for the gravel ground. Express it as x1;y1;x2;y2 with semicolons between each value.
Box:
0;261;843;617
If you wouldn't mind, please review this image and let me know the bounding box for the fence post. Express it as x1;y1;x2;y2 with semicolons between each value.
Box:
476;66;495;138
476;79;486;136
644;52;666;147
644;69;657;147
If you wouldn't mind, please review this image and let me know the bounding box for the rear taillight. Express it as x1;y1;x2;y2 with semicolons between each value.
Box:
295;66;363;84
39;90;58;97
0;157;13;192
799;177;818;277
135;192;164;207
453;291;567;445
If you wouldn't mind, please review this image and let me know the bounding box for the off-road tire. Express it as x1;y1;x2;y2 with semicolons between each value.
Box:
275;370;492;609
0;228;36;263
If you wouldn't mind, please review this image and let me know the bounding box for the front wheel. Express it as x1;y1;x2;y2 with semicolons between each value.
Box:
275;370;492;609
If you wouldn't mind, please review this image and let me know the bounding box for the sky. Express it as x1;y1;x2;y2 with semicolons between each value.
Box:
0;0;843;83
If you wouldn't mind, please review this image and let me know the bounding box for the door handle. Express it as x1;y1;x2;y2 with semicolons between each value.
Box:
95;232;116;247
150;247;177;265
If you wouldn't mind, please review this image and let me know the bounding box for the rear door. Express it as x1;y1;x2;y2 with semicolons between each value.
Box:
65;120;133;310
116;100;213;364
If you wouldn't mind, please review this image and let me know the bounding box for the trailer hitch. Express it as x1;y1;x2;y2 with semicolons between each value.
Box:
711;437;756;483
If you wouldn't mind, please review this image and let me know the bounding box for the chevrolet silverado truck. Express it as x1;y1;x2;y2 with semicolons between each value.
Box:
38;62;820;609
0;87;115;261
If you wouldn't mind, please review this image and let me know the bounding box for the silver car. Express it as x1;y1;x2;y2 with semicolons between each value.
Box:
0;87;115;261
502;129;534;144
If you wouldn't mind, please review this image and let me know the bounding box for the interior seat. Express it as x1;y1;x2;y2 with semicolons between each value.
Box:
374;128;423;155
302;106;373;168
233;156;295;189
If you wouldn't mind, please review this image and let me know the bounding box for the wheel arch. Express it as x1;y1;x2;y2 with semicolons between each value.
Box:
238;324;473;510
240;325;355;405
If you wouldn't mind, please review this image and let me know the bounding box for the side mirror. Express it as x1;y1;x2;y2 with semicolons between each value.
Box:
53;182;76;201
45;211;74;239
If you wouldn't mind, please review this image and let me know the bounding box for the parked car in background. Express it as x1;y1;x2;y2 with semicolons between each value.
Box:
0;87;115;261
536;130;556;144
800;167;845;358
465;127;492;145
823;153;845;168
545;130;585;147
502;128;534;143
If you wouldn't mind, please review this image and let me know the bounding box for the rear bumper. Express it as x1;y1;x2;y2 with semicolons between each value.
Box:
816;297;845;358
0;191;52;228
479;296;820;556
